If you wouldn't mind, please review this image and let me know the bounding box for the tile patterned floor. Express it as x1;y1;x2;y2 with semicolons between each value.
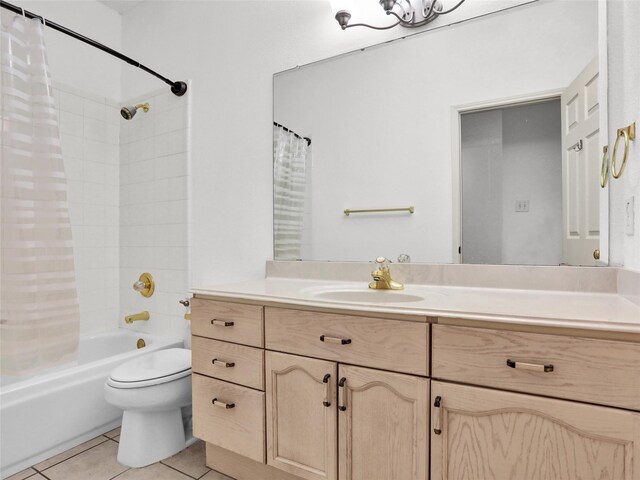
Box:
7;429;234;480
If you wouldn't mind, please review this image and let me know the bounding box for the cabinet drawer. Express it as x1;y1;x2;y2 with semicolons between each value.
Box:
192;298;263;348
265;307;429;376
192;373;265;463
432;325;640;411
192;336;264;390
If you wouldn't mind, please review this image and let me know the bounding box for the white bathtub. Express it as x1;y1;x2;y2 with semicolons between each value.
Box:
0;329;183;479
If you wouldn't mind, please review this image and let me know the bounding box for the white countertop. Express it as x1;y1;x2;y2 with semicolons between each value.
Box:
192;277;640;335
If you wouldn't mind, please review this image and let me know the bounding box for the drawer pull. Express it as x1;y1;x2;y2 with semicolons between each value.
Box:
320;335;352;345
322;374;331;407
212;358;235;368
338;377;347;411
506;359;554;373
212;398;236;409
211;319;235;327
433;396;442;435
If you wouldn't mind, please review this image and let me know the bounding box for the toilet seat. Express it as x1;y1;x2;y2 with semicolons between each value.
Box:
107;348;191;389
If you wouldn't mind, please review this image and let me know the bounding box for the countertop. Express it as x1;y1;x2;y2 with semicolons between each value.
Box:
192;277;640;335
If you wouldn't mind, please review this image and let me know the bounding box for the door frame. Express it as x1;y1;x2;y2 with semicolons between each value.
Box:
450;89;563;264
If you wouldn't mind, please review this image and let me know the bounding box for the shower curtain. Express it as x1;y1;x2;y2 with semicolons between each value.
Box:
1;16;80;376
273;125;309;260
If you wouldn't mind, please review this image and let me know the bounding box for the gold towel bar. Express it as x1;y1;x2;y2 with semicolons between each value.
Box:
344;206;414;216
612;122;635;179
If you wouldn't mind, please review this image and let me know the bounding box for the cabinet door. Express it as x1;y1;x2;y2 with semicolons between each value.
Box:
338;364;429;480
266;351;337;480
431;381;640;480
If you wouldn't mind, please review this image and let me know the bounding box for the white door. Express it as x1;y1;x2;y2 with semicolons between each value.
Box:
561;56;600;265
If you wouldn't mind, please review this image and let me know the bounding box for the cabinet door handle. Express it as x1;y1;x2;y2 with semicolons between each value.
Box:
320;335;352;345
211;319;234;327
506;359;554;373
338;377;347;411
433;396;442;435
322;374;332;407
212;358;235;368
212;398;235;409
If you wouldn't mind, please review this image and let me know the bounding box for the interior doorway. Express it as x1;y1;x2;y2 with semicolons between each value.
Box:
459;99;563;265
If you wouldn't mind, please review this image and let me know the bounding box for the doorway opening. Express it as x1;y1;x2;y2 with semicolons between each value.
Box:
459;99;563;265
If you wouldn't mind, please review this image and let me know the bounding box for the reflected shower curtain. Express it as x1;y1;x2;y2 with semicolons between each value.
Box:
1;16;80;375
273;125;309;260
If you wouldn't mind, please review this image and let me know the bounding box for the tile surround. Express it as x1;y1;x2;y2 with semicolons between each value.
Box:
52;80;191;339
119;87;191;339
54;82;120;335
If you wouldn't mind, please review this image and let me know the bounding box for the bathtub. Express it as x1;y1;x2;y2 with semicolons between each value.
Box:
0;329;183;479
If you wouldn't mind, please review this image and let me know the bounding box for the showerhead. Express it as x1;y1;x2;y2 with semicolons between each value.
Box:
120;102;150;120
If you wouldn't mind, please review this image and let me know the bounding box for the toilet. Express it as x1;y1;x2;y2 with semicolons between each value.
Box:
104;348;194;468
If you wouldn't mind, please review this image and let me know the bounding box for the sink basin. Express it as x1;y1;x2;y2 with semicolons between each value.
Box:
312;289;425;303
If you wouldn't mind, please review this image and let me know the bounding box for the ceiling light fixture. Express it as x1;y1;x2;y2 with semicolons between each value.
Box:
333;0;467;30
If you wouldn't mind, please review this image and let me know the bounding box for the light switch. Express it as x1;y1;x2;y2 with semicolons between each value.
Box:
626;196;635;235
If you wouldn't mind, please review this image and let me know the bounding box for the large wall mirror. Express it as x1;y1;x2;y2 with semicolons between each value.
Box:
273;0;606;266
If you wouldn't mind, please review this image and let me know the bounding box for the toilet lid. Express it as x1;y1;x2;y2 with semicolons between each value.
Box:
108;348;191;388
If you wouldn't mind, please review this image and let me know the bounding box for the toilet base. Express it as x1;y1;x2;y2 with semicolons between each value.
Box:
117;409;187;468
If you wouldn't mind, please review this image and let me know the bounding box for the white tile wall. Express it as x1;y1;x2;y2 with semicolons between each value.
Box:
54;82;120;335
119;88;191;339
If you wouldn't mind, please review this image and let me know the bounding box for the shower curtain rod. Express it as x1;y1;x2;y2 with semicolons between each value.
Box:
0;0;187;96
274;122;311;146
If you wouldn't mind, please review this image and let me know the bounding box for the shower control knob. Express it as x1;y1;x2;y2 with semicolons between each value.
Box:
179;299;190;307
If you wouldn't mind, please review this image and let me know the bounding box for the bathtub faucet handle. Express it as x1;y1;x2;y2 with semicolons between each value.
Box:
179;299;190;307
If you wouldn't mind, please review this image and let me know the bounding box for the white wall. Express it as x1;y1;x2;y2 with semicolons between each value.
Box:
3;1;122;101
274;2;595;263
461;110;504;264
119;0;542;287
500;101;563;265
608;1;640;270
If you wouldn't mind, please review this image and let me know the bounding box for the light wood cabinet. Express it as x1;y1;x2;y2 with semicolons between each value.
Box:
430;381;640;480
192;373;265;463
338;365;429;480
192;296;640;480
265;352;428;480
265;351;337;480
265;307;429;376
432;325;640;410
191;298;264;347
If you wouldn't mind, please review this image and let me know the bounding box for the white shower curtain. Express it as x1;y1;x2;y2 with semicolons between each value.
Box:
1;16;80;376
273;125;309;260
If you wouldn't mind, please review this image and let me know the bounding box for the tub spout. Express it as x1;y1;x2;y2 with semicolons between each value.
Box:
125;311;150;324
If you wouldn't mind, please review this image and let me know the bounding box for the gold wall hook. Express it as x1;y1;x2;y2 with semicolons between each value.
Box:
612;122;635;179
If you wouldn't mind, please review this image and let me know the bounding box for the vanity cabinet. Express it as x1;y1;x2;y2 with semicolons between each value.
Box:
430;381;640;480
265;351;338;480
338;364;429;480
264;351;429;480
191;296;640;480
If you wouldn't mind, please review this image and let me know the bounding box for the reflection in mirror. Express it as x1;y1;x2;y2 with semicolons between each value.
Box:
273;0;604;266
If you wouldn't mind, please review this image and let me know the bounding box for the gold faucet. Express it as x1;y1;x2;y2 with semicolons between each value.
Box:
369;257;404;290
125;311;150;324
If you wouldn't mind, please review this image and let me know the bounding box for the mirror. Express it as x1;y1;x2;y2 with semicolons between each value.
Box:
273;0;605;265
